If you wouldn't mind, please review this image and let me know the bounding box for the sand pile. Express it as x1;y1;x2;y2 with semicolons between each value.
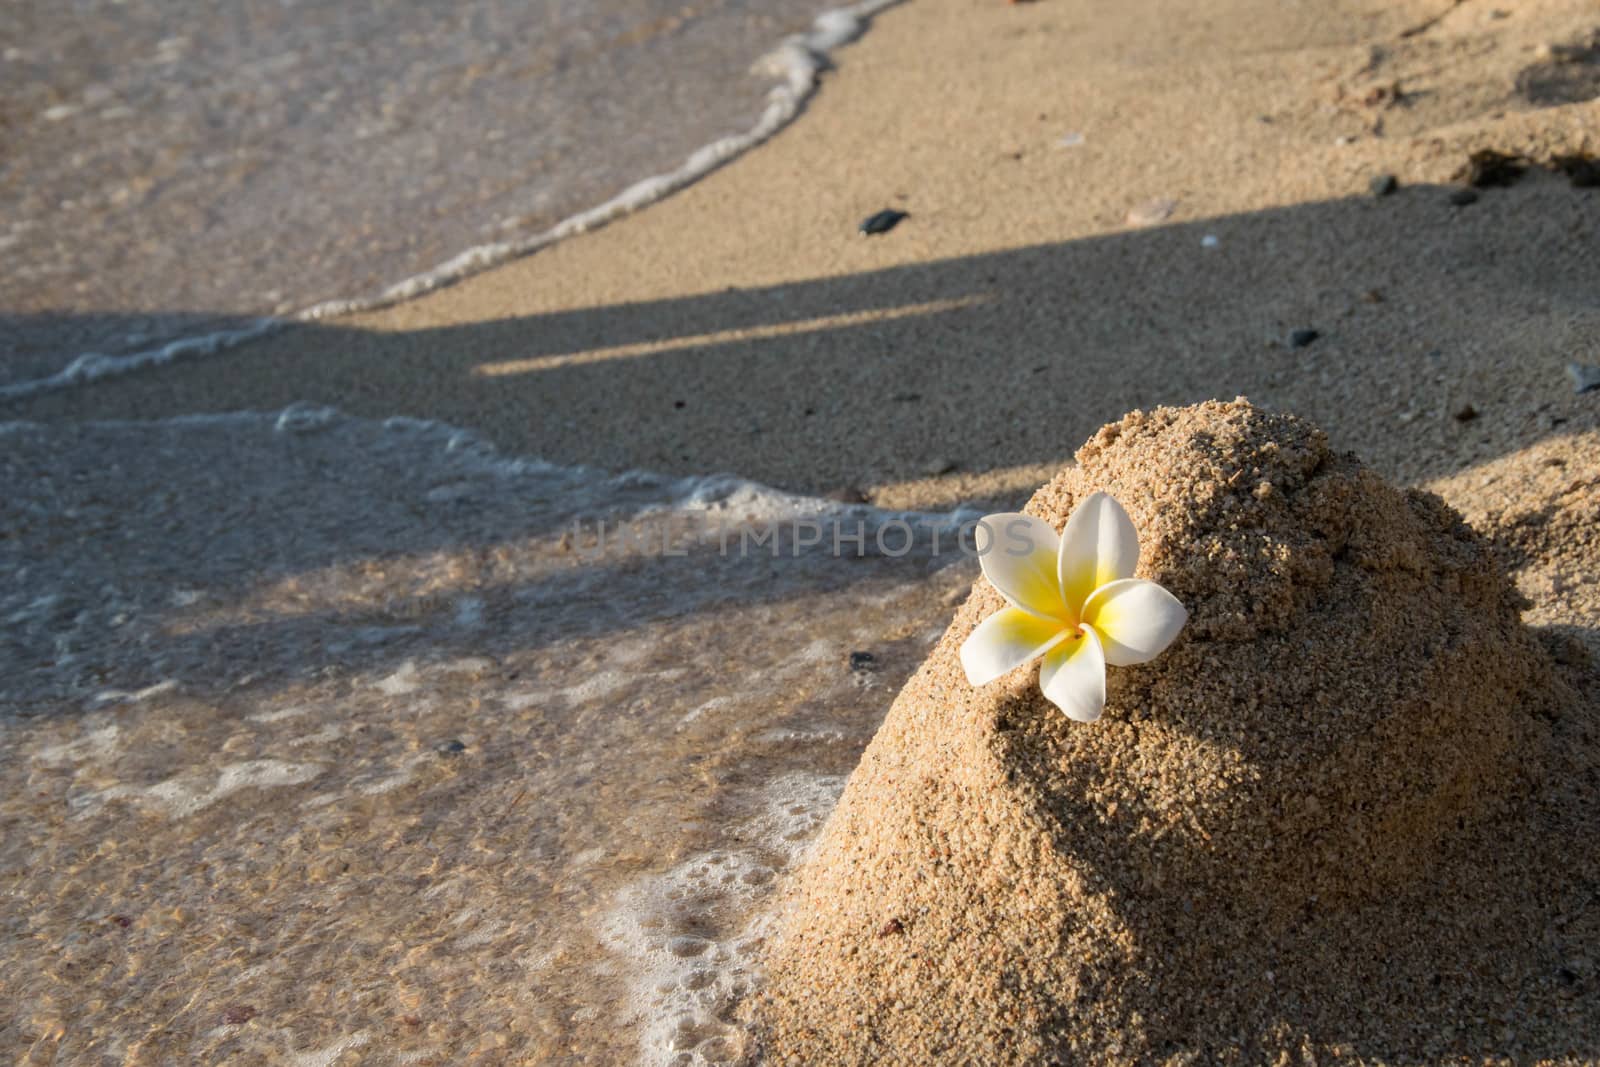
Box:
752;399;1599;1064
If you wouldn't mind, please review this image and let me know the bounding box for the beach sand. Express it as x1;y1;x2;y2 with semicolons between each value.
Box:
11;0;1600;514
5;0;1600;1061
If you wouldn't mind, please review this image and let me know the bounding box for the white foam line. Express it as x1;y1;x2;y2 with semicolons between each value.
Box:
0;0;906;405
0;403;983;535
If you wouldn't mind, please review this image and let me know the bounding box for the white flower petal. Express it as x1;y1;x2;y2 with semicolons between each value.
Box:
974;513;1069;620
1081;578;1188;666
960;607;1068;686
1057;492;1140;618
1038;624;1107;723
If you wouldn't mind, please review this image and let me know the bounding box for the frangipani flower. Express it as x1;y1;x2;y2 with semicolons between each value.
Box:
959;492;1186;723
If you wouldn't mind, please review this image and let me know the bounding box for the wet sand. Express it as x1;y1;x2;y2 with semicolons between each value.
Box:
0;412;975;1063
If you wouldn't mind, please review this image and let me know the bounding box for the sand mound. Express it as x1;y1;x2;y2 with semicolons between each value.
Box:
752;399;1599;1064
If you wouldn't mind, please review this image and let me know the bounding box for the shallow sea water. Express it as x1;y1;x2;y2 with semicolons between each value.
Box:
0;410;975;1064
1;0;835;384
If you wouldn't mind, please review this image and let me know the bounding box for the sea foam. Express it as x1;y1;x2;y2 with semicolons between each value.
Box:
597;773;845;1066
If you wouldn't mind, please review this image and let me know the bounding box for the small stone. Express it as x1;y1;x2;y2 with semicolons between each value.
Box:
1288;329;1320;349
435;739;467;755
1126;197;1177;227
849;651;878;672
859;209;908;236
1449;188;1480;206
825;486;870;504
1552;152;1600;188
1453;403;1478;422
1361;289;1385;304
877;917;905;938
1456;148;1526;188
1369;173;1399;197
221;1005;258;1025
922;458;958;476
1568;363;1600;394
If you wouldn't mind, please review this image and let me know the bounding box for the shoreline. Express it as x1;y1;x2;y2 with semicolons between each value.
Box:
7;0;1599;515
1;0;907;404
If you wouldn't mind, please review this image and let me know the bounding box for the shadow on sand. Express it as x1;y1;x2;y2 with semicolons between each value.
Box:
6;176;1598;509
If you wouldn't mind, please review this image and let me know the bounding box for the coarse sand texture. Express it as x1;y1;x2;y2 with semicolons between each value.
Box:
752;399;1598;1064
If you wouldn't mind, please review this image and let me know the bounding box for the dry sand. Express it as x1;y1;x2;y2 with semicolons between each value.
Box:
752;399;1598;1063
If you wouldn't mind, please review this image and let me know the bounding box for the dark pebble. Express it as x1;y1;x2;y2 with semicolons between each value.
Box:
859;208;908;236
1288;328;1320;349
221;1005;258;1026
849;650;878;672
825;486;871;504
1368;173;1398;197
435;739;467;755
1457;148;1526;188
877;917;905;937
1449;188;1480;206
1568;363;1600;394
1453;403;1478;422
1552;152;1600;188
